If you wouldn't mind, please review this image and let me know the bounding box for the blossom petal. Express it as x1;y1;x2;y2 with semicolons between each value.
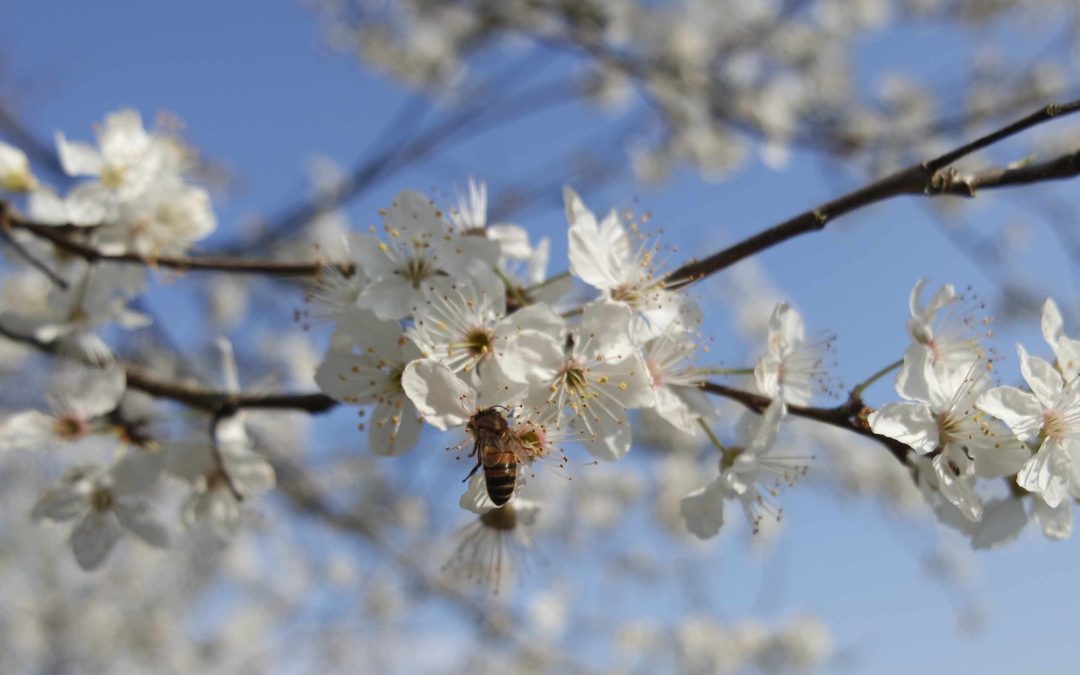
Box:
569;220;619;291
32;481;89;522
357;275;418;321
932;455;982;522
680;479;725;539
27;188;71;225
348;233;399;279
164;440;216;481
1017;441;1071;508
768;302;805;350
0;410;58;451
115;499;170;548
226;450;276;496
1033;495;1072;540
970;425;1030;479
48;365;126;421
590;354;653;409
369;399;422;456
1018;343;1064;409
1042;298;1065;348
459;473;498;514
385;189;445;237
574;404;632;461
971;497;1028;550
975;386;1043;442
745;399;786;456
55;132;103;176
896;345;933;403
494;329;563;384
401;359;475;431
70;512;122;571
110;450;163;496
65;183;110;226
1055;337;1080;383
577;300;634;359
868;402;939;455
182;491;240;540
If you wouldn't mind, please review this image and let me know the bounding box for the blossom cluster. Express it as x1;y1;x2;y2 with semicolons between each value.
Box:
2;110;215;256
1;112;219;362
0;115;273;570
870;286;1080;544
4;113;1076;578
310;0;1070;181
313;183;716;511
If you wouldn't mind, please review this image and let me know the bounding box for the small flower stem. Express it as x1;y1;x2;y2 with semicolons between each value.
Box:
697;367;755;376
525;270;570;293
850;358;904;400
493;266;530;308
561;306;584;318
698;418;728;454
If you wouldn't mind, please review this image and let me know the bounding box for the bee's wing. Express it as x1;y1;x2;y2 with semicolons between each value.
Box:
478;431;511;467
503;432;532;465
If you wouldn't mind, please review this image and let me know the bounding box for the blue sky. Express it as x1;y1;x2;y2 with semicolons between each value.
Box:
3;2;1080;673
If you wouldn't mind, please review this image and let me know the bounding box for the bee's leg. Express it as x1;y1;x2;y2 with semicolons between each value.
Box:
462;454;482;482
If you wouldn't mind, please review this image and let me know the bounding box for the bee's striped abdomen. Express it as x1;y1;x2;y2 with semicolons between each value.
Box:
483;447;517;506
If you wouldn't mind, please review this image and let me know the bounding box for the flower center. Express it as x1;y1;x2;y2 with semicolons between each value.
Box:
401;252;435;289
464;327;494;357
610;284;641;306
101;164;127;189
561;360;588;395
935;412;962;445
479;504;518;531
646;358;664;387
90;487;114;512
1044;409;1068;441
54;414;90;441
513;422;549;461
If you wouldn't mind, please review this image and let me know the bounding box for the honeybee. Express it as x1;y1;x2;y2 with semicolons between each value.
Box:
464;406;525;507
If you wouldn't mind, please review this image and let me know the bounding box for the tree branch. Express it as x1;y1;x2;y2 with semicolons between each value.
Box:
0;321;339;415
700;382;911;464
665;99;1080;287
4;213;355;278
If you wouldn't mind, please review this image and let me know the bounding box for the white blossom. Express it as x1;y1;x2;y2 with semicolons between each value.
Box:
402;358;576;507
32;451;169;570
681;399;805;538
525;300;652;460
977;343;1080;508
566;187;695;339
166;419;275;541
315;309;424;456
0;364;126;453
1040;297;1080;382
55;108;163;203
351;189;499;320
754;302;831;406
0;141;37;192
641;328;715;434
407;264;563;401
906;279;984;370
870;348;1027;521
165;340;275;540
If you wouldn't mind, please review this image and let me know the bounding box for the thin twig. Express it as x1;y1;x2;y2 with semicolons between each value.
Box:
665;99;1080;287
7;214;355;277
849;358;904;400
0;204;69;289
208;409;245;502
0;320;339;414
700;382;910;464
